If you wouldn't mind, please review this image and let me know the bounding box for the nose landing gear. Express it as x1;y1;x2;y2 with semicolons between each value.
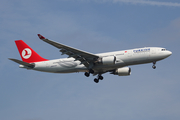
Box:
152;61;156;69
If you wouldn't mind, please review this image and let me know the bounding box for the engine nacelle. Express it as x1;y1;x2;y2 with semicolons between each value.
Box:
113;67;131;76
101;56;116;65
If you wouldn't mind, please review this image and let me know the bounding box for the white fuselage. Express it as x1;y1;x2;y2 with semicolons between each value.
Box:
20;47;172;73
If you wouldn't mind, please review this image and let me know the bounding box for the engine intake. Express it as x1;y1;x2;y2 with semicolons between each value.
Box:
113;67;131;76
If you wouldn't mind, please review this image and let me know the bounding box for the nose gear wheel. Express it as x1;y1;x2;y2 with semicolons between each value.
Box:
152;61;156;69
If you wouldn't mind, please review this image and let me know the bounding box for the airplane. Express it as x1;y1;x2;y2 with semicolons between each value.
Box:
9;34;172;83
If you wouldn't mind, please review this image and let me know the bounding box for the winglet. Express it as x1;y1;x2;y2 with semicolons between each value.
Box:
37;34;46;40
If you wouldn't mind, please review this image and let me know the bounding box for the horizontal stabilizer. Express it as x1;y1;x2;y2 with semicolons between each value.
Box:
8;58;35;68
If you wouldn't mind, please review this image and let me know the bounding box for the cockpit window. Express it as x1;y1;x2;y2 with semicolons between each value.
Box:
161;49;166;51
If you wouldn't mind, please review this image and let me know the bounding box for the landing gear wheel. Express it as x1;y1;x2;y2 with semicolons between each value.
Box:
152;65;156;69
94;78;99;83
98;75;103;80
152;61;156;69
84;72;90;77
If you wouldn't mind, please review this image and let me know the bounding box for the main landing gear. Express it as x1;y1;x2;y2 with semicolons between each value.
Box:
84;69;94;77
84;70;104;83
152;61;156;69
94;75;104;83
84;72;90;77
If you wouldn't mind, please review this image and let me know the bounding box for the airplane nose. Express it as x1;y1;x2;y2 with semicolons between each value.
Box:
166;51;172;57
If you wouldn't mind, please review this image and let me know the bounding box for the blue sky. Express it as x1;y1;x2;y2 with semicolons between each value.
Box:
0;0;180;120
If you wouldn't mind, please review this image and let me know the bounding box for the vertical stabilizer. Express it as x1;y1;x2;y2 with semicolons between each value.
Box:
15;40;48;63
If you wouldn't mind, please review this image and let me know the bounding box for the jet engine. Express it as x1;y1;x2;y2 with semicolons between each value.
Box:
100;56;116;65
112;67;131;76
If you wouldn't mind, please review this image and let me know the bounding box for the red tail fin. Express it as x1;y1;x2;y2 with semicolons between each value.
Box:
15;40;48;63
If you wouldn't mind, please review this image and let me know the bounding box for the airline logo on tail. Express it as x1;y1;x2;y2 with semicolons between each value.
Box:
22;48;32;59
15;40;48;63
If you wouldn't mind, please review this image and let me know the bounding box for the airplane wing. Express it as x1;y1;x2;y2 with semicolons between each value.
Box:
37;34;99;68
